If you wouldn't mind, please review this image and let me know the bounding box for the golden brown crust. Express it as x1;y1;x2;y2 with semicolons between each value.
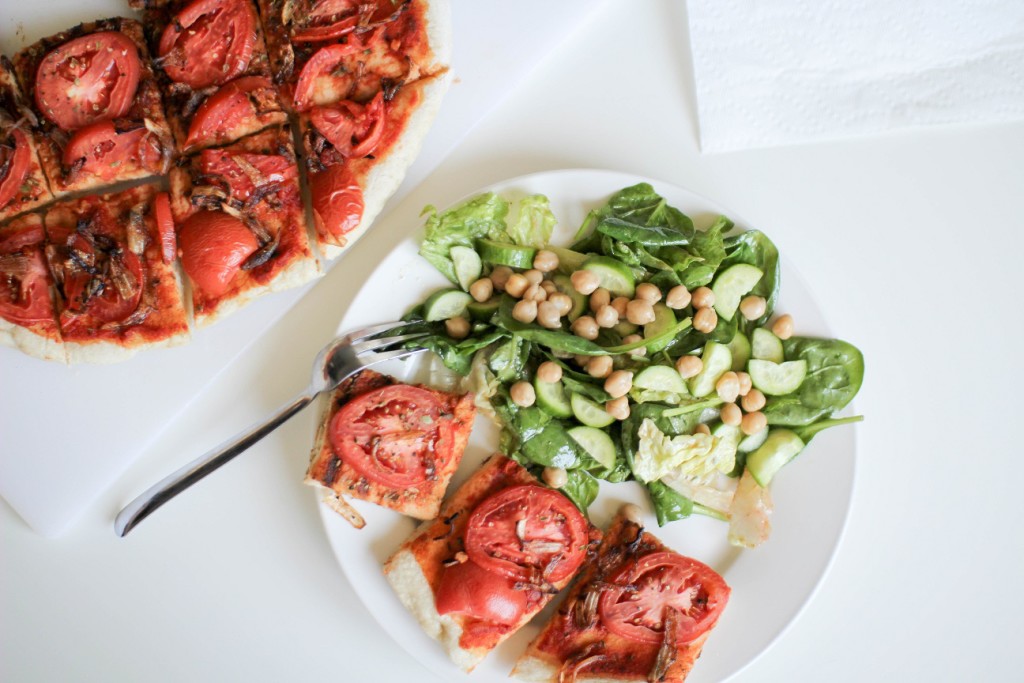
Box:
12;18;174;197
0;58;55;222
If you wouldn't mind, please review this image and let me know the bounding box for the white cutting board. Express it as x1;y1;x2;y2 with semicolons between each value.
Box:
0;0;609;537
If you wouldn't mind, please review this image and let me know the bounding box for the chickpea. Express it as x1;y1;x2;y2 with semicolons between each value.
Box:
611;296;630;317
665;285;692;310
524;283;547;302
605;396;631;421
541;280;558;295
505;273;529;298
510;381;536;407
524;269;544;286
537;301;563;329
512;299;538;324
542;466;568;488
622;334;646;356
571;269;600;295
604;370;634;399
741;411;768;436
691;286;715;309
626;299;656;325
595;304;619;328
741;389;766;413
720;402;742;426
589;287;611;312
736;371;752;396
693;306;718;333
586;354;613;379
772;314;795;340
490;266;513;291
693;423;711;436
469;278;493;303
574;354;591;367
549;293;573;316
445;317;470;339
676;354;703;379
536;361;563;383
635;282;662;303
740;295;767;321
621;503;644;526
533;249;559;273
571;315;599;340
716;371;741;403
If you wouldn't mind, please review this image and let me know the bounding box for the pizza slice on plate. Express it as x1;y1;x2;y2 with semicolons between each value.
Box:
43;184;190;363
384;454;600;673
257;0;452;260
512;509;731;683
0;213;64;362
168;125;319;325
12;18;175;197
307;368;475;526
129;0;289;153
0;58;54;223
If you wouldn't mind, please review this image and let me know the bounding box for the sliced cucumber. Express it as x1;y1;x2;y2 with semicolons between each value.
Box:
571;393;616;428
643;304;676;353
726;331;751;372
581;256;636;297
467;298;500;322
552;274;587;321
737;426;769;453
633;365;689;394
688;342;733;397
547;246;587;274
477;239;536;268
748;359;808;396
712;264;763;321
567;426;617;469
534;377;573;418
423;289;472;322
746;429;805;486
751;328;784;364
450;245;482;291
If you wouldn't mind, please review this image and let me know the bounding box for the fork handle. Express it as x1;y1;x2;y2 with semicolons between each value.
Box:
115;390;316;537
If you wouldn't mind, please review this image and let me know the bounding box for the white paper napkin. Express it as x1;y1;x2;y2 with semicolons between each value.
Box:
686;0;1024;152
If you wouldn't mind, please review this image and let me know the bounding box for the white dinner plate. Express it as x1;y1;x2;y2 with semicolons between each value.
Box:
318;169;857;682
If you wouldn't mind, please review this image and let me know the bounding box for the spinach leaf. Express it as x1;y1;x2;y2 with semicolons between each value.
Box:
763;337;865;426
507;195;557;248
722;230;780;326
647;480;694;526
418;193;510;284
492;392;583;469
596;216;691;247
676;216;730;288
561;469;600;512
488;336;530;382
792;415;864;442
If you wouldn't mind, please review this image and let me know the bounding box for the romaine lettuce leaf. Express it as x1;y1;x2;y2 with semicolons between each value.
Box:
508;195;557;248
419;193;511;284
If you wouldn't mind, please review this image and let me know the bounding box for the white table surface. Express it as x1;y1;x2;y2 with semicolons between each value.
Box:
3;1;1023;681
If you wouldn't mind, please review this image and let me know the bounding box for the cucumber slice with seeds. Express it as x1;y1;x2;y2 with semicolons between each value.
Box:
712;264;763;321
581;256;636;297
643;304;676;353
746;429;805;486
633;365;689;394
738;427;769;453
688;342;733;397
748;359;808;395
571;393;616;428
477;239;536;268
450;245;482;291
568;426;617;469
534;377;573;418
726;331;751;371
423;289;472;322
751;328;784;364
467;298;500;322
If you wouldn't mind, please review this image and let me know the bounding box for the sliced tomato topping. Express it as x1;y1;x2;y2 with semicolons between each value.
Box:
198;149;296;201
310;90;386;158
464;485;588;585
61;231;145;323
62;121;160;180
184;76;272;149
328;384;457;488
34;32;141;131
309;164;363;240
0;129;31;209
0;224;54;327
292;41;363;111
598;552;730;645
158;0;257;89
291;0;407;43
435;559;527;625
177;210;259;297
154;192;177;265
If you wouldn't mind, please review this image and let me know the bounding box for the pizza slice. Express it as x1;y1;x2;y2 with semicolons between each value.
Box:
306;368;475;526
129;0;288;153
12;18;174;197
0;213;65;362
43;184;190;363
384;454;600;673
168;125;320;325
512;508;732;683
0;58;54;222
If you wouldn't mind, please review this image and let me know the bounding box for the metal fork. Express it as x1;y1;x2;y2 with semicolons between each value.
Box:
114;322;427;537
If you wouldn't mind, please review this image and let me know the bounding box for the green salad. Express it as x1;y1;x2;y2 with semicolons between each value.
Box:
383;183;863;548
